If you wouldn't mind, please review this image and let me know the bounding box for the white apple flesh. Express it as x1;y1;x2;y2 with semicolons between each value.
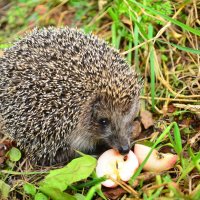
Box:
96;149;139;187
134;144;178;172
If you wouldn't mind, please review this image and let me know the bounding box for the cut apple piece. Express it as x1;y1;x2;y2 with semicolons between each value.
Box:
96;149;139;187
134;144;178;172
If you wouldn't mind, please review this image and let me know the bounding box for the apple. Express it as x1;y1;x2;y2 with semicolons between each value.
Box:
134;144;178;172
96;149;139;187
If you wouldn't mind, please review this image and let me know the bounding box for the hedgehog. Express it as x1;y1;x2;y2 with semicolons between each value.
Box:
0;27;142;166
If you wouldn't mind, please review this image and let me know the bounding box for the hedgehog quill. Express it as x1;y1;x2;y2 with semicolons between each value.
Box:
0;27;142;165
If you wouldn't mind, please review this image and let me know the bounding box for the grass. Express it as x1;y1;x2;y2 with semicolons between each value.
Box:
0;0;199;199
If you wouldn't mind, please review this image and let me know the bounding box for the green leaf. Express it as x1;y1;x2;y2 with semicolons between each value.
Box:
39;186;76;200
0;180;10;199
74;193;86;200
34;192;48;200
23;183;36;196
8;147;21;162
39;155;96;192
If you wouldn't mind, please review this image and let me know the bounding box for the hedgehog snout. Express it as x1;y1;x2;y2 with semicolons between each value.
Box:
114;138;131;156
118;145;130;155
106;133;131;156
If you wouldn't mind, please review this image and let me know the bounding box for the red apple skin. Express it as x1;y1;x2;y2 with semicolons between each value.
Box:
96;149;139;187
134;144;178;172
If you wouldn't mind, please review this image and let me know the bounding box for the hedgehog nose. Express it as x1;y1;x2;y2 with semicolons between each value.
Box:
118;145;130;155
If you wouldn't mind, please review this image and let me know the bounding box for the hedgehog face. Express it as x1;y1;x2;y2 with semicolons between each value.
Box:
90;95;140;155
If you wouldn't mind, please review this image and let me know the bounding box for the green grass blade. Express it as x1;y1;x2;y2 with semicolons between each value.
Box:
130;0;200;36
164;122;182;156
127;40;132;65
148;24;155;112
134;21;139;71
158;40;200;54
128;11;148;39
189;148;200;172
173;122;183;155
111;22;117;48
1;170;48;175
73;177;106;189
169;42;200;54
85;184;105;200
107;7;119;22
177;162;195;183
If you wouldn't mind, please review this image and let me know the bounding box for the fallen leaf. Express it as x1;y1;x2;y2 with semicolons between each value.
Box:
35;4;48;15
98;0;107;10
132;120;142;139
140;110;154;129
168;104;176;113
0;144;7;157
0;157;5;164
103;187;127;200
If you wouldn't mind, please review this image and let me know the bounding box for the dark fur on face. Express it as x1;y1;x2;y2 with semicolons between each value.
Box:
69;93;140;160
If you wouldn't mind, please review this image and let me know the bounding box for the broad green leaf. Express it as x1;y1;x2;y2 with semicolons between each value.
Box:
39;186;75;200
0;180;10;199
34;192;48;200
23;183;36;196
39;155;96;191
8;147;21;162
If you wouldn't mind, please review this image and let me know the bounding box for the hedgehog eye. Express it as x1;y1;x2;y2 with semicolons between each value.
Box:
98;118;110;127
